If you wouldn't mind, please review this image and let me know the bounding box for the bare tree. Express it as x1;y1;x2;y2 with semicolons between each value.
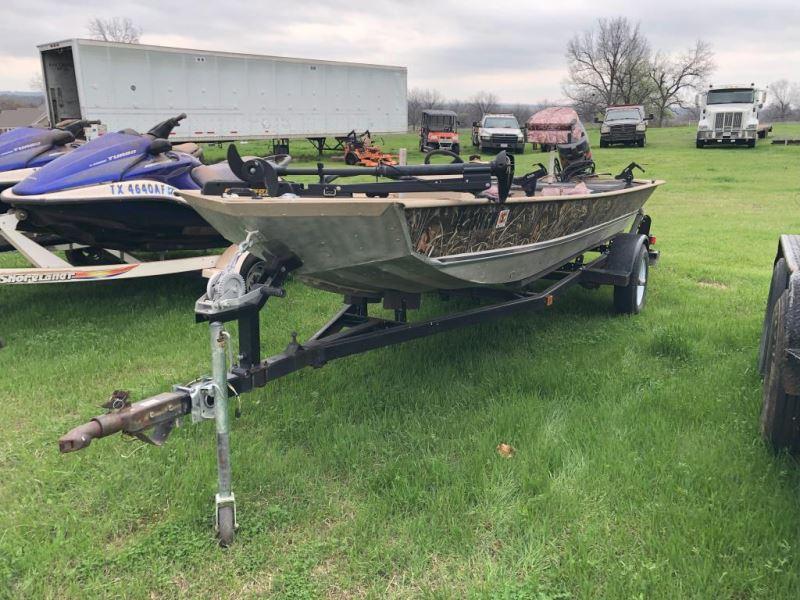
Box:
648;41;715;126
87;17;142;43
768;79;798;121
469;91;498;121
407;87;444;128
564;17;652;114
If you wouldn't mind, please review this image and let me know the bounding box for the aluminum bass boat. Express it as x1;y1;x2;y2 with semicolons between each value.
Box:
180;150;662;297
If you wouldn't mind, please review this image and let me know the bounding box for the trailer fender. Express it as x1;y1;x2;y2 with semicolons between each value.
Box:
778;234;800;274
606;233;649;278
783;274;800;395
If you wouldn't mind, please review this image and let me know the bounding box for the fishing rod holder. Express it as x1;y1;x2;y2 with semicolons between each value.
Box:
210;144;517;202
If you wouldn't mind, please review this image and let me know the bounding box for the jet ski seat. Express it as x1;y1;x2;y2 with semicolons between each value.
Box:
172;142;203;159
189;158;254;187
48;129;76;146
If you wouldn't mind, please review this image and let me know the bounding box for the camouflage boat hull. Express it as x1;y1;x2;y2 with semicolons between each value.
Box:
181;180;662;295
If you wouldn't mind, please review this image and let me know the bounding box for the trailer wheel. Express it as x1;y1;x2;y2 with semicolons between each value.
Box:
217;505;235;547
761;291;800;453
759;258;789;376
613;243;648;314
344;152;359;165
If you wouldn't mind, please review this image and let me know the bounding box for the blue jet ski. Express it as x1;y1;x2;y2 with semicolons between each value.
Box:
1;114;248;252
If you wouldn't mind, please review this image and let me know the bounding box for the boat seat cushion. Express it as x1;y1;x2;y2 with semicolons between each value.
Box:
190;160;246;187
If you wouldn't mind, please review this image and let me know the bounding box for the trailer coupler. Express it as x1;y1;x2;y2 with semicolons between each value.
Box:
58;390;191;452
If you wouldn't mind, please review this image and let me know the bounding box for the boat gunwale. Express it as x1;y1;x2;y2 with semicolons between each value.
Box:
179;179;664;212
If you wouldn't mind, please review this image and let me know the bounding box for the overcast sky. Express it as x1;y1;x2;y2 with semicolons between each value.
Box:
2;0;799;102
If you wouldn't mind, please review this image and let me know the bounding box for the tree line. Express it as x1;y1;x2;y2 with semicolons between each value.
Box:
409;17;800;129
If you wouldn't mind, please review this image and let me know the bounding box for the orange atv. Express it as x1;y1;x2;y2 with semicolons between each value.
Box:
420;109;460;155
342;130;397;166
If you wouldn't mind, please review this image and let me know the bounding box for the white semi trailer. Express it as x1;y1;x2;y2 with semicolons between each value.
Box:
38;39;407;149
695;84;769;148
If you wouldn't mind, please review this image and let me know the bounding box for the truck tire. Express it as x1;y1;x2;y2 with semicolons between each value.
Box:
759;258;789;376
696;140;704;149
599;140;608;148
748;139;756;148
452;143;460;155
637;136;646;148
761;290;800;453
613;243;648;315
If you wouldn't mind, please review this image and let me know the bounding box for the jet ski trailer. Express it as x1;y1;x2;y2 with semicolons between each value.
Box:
58;152;663;546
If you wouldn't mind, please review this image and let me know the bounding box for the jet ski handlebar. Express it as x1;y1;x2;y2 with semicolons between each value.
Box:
146;113;188;139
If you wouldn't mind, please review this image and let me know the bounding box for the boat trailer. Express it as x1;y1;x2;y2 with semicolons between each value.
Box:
58;219;658;546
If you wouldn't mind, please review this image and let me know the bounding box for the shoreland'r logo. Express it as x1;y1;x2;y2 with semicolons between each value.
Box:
0;272;76;284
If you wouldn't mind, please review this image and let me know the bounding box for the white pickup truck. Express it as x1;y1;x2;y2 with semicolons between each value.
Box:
471;114;525;153
695;84;770;148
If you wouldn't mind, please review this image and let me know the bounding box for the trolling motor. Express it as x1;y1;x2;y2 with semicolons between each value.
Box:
219;144;517;202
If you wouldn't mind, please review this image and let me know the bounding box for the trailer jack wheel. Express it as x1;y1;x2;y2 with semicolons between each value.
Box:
216;497;237;547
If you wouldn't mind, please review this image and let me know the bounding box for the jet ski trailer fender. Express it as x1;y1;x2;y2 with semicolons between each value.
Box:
58;159;661;546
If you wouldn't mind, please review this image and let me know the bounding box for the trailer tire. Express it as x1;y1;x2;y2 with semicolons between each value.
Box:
759;258;789;376
761;291;800;453
217;506;235;547
613;243;648;314
344;152;359;165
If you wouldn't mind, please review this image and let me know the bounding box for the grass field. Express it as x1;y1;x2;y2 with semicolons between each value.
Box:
2;125;800;598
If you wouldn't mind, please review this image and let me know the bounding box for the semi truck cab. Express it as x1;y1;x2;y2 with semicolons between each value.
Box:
696;84;767;148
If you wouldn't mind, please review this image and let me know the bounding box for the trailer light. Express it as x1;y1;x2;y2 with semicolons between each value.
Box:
649;236;656;245
546;295;554;306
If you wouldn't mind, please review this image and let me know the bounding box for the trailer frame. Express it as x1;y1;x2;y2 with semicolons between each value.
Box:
57;215;657;546
0;212;222;285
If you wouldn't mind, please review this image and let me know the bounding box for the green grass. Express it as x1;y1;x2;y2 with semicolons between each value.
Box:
2;125;800;598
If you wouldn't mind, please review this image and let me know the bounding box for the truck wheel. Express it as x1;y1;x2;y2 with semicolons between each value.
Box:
759;258;790;376
761;290;800;453
637;136;646;148
748;139;756;148
478;144;485;153
452;143;460;155
599;140;608;148
696;140;704;149
613;243;648;314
